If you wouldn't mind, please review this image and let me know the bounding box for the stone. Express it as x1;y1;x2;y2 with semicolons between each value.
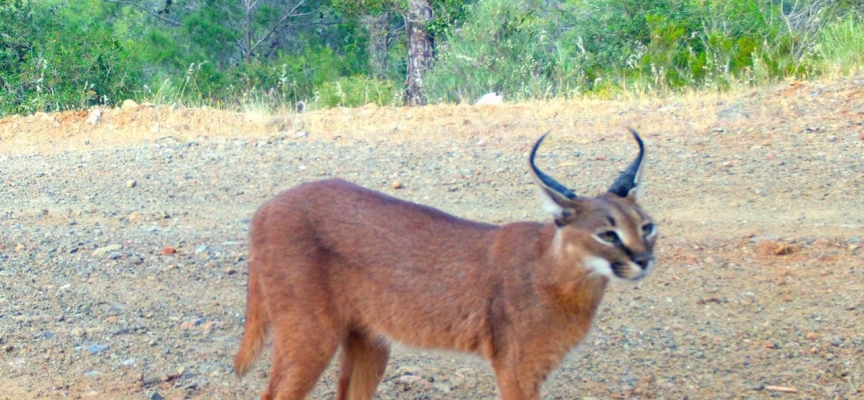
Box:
92;244;122;257
86;109;102;125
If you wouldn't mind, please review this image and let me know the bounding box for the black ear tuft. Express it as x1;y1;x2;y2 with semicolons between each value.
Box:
529;133;580;220
529;133;577;201
608;128;645;199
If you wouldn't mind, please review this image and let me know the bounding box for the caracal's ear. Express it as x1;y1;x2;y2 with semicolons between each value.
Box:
529;133;578;225
607;128;646;201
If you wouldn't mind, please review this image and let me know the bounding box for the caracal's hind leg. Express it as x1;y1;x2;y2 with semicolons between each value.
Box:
263;312;343;400
336;330;390;400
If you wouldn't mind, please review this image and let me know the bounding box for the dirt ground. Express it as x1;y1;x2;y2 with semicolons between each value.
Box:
1;77;863;400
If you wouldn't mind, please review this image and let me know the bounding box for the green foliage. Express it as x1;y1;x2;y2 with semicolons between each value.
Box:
313;75;402;108
817;13;864;75
2;0;864;116
0;1;142;116
425;0;561;102
548;0;844;94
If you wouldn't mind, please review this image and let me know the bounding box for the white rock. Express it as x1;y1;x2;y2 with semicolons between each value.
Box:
475;92;503;106
86;109;102;125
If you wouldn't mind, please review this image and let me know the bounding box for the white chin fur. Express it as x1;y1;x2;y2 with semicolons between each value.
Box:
584;256;650;281
583;256;614;279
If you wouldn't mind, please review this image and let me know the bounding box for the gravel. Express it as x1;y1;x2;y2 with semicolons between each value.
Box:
1;78;863;399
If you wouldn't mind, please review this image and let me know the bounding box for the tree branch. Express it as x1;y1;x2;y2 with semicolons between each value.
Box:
103;0;181;26
249;0;308;55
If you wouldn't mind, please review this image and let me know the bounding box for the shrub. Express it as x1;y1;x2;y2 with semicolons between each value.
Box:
425;0;561;103
312;75;401;108
817;13;864;75
0;1;143;116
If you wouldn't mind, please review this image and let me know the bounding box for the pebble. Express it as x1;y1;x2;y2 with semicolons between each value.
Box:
396;374;424;384
121;99;139;110
92;244;122;257
86;344;110;355
86;109;102;125
126;179;137;188
34;331;55;339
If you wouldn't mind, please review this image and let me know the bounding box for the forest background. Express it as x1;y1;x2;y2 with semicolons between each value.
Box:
1;0;863;116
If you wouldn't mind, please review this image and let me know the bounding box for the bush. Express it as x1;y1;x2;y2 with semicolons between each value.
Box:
548;0;843;94
0;1;142;116
817;13;864;75
312;75;402;108
425;0;562;103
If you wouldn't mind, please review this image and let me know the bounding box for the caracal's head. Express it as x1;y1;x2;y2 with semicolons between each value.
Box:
529;129;658;282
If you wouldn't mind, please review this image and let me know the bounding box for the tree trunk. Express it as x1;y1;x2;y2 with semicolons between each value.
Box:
405;0;433;106
364;11;391;79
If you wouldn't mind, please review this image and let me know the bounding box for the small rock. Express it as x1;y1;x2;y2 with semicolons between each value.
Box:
126;179;137;188
34;331;55;340
773;243;794;255
295;130;308;138
812;238;831;248
86;109;102;125
148;392;164;400
391;180;403;189
161;246;177;255
86;344;110;355
71;327;85;337
92;244;122;257
121;99;138;110
396;374;424;384
475;91;503;106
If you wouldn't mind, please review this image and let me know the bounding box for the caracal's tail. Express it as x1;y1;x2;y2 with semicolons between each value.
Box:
233;257;269;377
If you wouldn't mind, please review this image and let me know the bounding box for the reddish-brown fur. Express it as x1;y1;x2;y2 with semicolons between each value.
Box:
234;133;656;400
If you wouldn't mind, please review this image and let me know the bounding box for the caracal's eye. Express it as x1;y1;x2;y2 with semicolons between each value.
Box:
597;231;620;244
641;223;656;236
